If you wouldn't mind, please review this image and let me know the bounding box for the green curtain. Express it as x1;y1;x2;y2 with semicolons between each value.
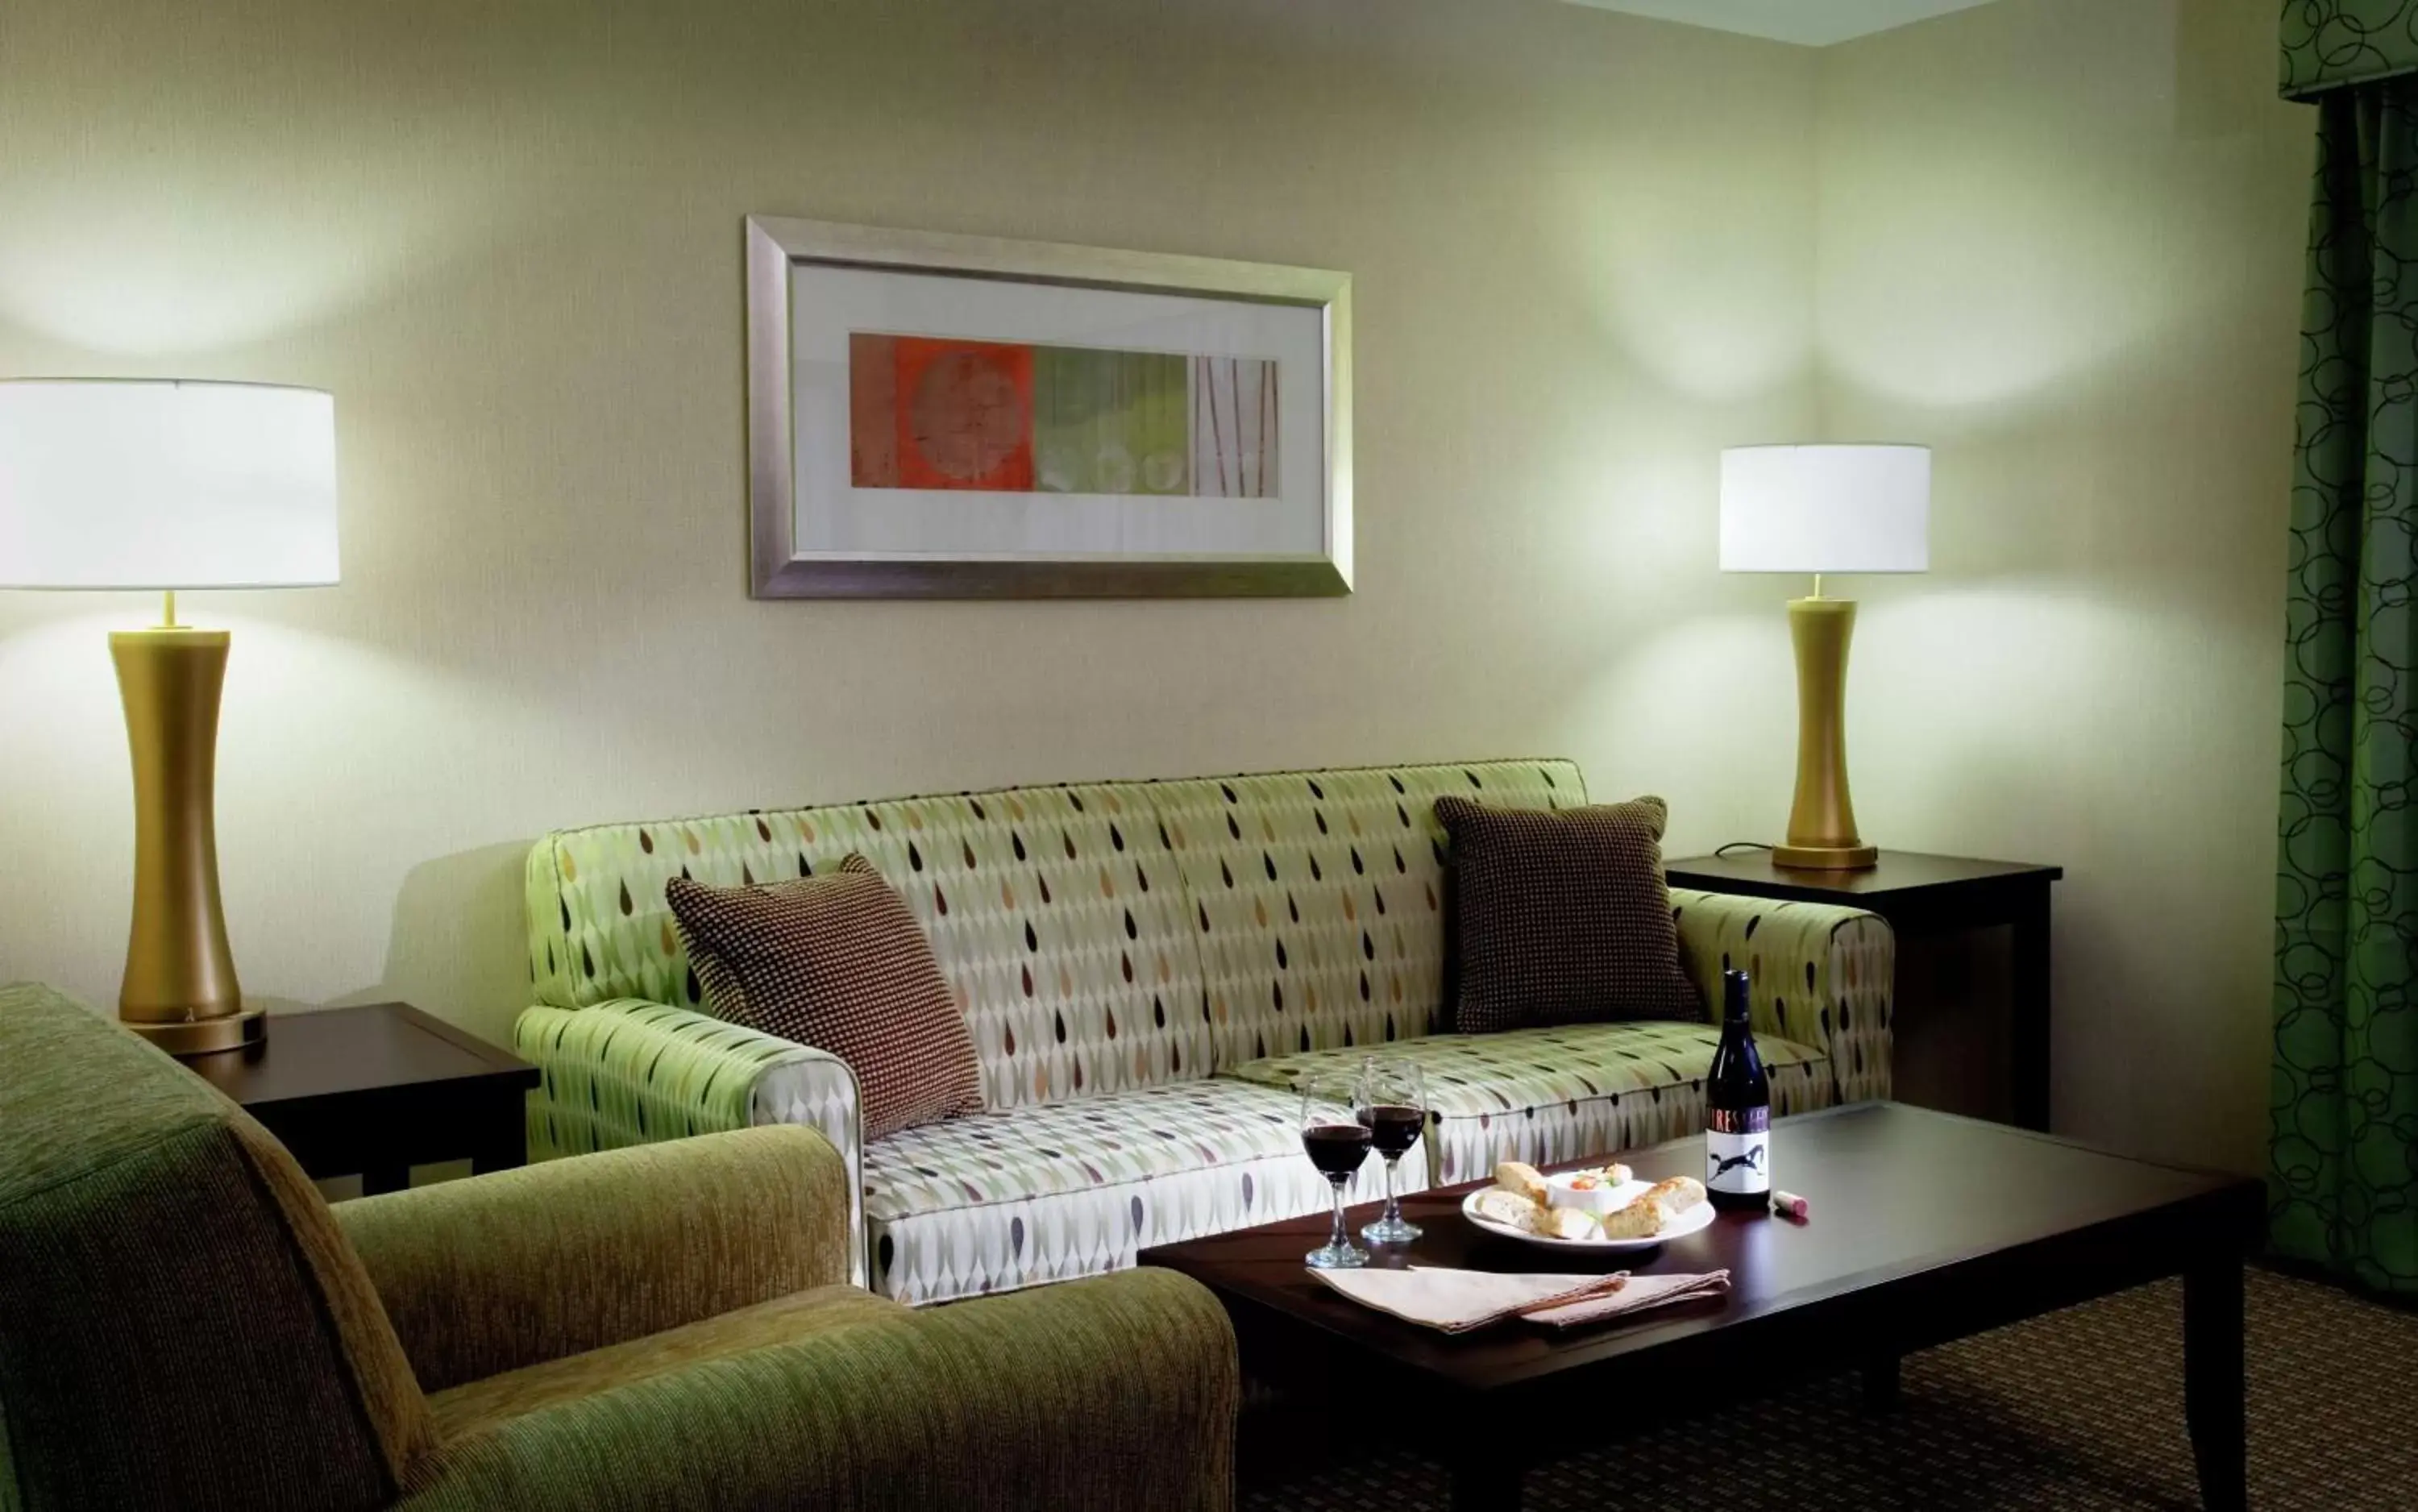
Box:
2273;74;2418;1296
2282;2;2418;100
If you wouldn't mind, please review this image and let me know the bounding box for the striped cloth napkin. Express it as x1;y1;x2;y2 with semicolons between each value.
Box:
1310;1265;1730;1334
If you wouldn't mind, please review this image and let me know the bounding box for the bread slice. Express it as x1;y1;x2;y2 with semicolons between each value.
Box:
1641;1176;1706;1215
1523;1204;1600;1242
1493;1161;1549;1206
1595;1196;1667;1240
1472;1187;1543;1231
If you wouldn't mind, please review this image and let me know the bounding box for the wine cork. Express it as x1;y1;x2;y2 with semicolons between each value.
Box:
1770;1190;1809;1221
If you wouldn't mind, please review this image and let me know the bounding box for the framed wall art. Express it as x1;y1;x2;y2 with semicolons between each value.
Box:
745;215;1352;597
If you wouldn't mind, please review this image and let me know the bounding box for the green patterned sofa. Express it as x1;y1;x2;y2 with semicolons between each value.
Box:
517;759;1893;1306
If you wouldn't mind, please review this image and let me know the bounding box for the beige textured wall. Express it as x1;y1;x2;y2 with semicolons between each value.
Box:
0;0;2315;1173
1812;0;2311;1169
0;2;1820;1045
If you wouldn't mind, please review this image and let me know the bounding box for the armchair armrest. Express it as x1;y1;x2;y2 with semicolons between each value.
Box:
398;1268;1239;1512
515;999;865;1284
1669;887;1894;1104
334;1125;850;1394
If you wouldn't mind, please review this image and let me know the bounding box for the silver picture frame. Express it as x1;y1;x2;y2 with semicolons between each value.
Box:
745;214;1352;598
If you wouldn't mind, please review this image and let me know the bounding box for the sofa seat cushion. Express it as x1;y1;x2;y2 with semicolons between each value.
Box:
429;1284;905;1442
861;1079;1419;1306
1221;1019;1835;1185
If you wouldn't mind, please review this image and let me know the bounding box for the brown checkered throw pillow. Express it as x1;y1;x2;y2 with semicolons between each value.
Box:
665;854;983;1140
1434;795;1701;1032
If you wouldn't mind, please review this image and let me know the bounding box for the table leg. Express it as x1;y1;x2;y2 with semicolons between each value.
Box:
470;1094;530;1175
1447;1456;1522;1512
2184;1260;2246;1512
2011;886;2053;1132
1862;1355;1901;1412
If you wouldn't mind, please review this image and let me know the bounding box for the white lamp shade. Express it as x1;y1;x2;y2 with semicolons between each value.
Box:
1719;443;1930;575
0;380;339;589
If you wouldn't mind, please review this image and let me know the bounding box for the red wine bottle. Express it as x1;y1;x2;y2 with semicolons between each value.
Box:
1705;968;1771;1211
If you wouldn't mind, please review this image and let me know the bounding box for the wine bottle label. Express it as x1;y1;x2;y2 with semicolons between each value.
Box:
1706;1107;1770;1194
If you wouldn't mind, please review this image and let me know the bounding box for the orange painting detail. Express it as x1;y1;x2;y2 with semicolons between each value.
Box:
849;330;1273;497
850;333;1034;491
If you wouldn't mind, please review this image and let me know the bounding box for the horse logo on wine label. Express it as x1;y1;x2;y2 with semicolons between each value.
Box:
1709;1145;1767;1182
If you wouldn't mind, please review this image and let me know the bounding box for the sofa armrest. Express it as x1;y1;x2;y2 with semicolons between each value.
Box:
515;999;865;1285
397;1268;1238;1512
334;1126;850;1394
1668;887;1894;1103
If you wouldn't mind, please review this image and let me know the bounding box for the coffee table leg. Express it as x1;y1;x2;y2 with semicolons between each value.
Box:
2184;1260;2246;1512
1862;1355;1902;1411
1448;1456;1522;1512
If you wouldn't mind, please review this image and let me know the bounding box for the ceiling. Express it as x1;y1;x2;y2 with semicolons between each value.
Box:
1561;0;2004;48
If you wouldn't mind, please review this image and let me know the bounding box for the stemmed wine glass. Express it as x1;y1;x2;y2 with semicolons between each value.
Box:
1357;1057;1426;1245
1299;1070;1373;1269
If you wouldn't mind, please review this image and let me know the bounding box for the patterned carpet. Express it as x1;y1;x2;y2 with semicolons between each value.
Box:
1241;1269;2417;1510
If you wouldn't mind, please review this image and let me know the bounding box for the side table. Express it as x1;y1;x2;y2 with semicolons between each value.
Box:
185;1001;539;1194
1664;850;2063;1132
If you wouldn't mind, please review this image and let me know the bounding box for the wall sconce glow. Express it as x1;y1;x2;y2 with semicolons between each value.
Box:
0;378;339;1060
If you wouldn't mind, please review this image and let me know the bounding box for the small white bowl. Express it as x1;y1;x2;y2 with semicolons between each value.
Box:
1544;1169;1644;1215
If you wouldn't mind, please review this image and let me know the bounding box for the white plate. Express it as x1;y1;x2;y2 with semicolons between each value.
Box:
1460;1179;1717;1251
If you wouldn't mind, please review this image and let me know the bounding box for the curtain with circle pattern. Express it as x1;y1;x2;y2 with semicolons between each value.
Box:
2283;2;2418;100
2273;22;2418;1294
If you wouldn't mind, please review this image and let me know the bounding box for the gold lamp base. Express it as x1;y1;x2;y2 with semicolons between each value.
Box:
110;609;260;1058
128;1005;266;1057
1773;840;1880;870
1777;595;1880;872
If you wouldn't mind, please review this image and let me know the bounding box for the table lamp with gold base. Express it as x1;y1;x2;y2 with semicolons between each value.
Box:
1718;443;1930;871
0;379;339;1057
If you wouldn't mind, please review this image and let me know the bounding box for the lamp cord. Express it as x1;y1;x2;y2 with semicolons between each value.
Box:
1712;841;1775;858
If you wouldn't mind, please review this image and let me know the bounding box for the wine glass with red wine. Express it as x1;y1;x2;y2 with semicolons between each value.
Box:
1357;1057;1426;1245
1299;1070;1373;1269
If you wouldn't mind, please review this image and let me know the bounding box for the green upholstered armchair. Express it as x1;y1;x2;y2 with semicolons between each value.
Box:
0;983;1237;1511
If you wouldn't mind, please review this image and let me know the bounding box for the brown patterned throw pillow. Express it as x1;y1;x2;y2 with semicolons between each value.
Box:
665;854;983;1140
1434;795;1701;1033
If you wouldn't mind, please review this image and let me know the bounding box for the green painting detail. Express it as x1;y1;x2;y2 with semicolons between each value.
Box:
1032;347;1190;496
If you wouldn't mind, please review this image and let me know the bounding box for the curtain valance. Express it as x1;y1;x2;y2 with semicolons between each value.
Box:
2284;2;2418;98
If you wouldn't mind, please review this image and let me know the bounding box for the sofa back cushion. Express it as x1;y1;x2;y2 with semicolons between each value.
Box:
528;783;1209;1108
1148;760;1586;1068
0;984;436;1511
526;759;1589;1106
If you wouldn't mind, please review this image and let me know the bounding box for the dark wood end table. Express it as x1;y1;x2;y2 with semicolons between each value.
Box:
1141;1103;2256;1512
1664;850;2064;1130
186;1002;539;1194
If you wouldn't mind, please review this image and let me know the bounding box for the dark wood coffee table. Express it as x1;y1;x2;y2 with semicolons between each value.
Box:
1140;1103;2260;1511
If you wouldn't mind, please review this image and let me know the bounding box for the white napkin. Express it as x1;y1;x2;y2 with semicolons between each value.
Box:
1521;1268;1731;1328
1310;1265;1728;1334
